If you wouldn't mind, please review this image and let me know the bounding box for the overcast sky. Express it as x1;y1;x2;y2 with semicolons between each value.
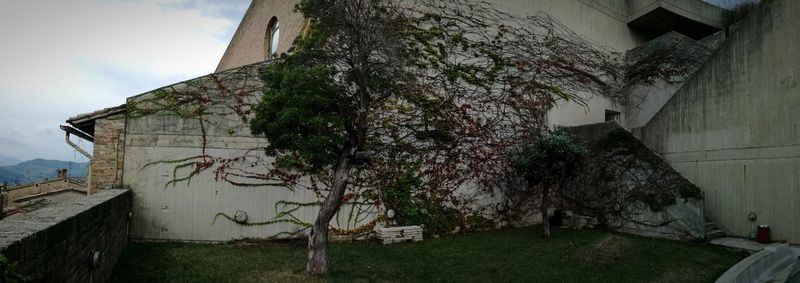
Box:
0;0;731;163
0;0;250;162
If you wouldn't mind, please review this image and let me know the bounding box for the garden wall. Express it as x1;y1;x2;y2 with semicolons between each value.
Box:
0;189;132;283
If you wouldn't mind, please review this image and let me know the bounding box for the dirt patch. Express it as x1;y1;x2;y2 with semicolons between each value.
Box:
576;235;630;266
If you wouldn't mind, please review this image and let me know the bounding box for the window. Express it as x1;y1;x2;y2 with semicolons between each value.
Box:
266;17;280;59
605;110;621;123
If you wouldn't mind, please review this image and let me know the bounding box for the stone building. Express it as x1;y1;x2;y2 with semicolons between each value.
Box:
0;169;87;218
61;0;800;243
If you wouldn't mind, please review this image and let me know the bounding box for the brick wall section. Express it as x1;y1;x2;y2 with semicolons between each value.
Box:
216;0;303;72
90;114;126;192
0;189;132;283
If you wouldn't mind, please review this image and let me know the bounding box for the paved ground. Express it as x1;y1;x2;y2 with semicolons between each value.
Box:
709;237;769;252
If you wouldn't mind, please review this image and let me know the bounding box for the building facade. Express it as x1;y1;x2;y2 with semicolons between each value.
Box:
63;0;800;243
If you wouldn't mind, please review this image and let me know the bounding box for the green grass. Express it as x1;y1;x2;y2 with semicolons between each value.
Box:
110;227;746;282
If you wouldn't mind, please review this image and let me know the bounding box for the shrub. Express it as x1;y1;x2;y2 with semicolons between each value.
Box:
380;171;460;236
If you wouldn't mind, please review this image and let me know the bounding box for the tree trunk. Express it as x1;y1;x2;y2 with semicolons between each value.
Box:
541;186;550;238
306;147;354;275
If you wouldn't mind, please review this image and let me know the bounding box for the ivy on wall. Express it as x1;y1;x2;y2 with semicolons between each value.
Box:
127;63;382;237
0;254;29;283
563;128;703;227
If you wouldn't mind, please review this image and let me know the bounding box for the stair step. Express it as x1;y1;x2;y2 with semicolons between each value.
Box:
705;222;718;230
706;229;726;239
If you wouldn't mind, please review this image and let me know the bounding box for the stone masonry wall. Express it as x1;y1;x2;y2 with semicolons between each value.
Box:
90;114;126;192
0;189;132;283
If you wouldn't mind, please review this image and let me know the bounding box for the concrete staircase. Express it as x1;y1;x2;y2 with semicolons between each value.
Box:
705;220;726;240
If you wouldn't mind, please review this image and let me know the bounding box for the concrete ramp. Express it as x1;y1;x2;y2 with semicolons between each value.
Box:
716;243;800;283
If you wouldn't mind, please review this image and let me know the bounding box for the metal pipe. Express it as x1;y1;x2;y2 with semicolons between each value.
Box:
64;131;93;195
65;131;93;161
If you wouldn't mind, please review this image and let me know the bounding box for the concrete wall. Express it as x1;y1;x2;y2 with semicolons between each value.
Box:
0;189;132;283
215;0;657;128
627;0;724;28
637;0;800;242
89;114;126;192
114;0;730;242
483;0;649;127
624;31;715;128
123;62;378;242
143;0;667;241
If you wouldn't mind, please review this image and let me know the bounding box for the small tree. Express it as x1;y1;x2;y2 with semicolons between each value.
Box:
509;128;587;238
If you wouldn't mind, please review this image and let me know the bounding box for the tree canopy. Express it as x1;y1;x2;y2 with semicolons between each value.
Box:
508;128;588;238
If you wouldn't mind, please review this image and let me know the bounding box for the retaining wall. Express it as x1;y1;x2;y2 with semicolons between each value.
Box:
0;189;132;282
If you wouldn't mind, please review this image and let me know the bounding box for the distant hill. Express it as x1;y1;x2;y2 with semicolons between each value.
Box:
0;153;22;167
0;159;88;185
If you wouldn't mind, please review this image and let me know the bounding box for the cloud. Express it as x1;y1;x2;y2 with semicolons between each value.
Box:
158;0;251;21
0;0;248;161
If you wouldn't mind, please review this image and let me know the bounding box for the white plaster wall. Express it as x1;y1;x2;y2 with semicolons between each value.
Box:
123;64;378;241
463;0;646;127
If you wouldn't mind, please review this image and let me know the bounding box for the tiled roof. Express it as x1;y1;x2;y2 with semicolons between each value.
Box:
66;104;127;125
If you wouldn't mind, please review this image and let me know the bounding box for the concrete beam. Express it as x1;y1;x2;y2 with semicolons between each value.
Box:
627;0;725;39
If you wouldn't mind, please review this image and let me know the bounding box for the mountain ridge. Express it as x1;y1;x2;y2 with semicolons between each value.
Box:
0;159;88;185
0;153;22;167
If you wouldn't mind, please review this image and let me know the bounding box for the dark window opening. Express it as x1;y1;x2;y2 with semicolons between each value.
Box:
605;110;621;123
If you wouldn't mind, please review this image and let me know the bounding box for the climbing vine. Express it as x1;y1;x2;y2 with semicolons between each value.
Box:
127;62;381;235
0;254;28;283
562;128;703;227
125;0;708;242
129;64;301;188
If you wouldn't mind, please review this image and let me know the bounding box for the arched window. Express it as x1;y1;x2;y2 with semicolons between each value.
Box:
266;17;280;59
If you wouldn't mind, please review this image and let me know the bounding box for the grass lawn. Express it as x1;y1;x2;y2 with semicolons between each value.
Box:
110;227;747;282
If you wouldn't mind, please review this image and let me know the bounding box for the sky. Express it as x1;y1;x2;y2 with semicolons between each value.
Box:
0;0;732;163
0;0;251;162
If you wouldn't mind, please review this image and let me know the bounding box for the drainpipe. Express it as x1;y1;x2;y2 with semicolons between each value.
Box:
61;126;93;195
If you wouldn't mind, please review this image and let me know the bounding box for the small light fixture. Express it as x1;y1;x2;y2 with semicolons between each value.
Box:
234;210;248;224
386;209;396;219
748;212;757;222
